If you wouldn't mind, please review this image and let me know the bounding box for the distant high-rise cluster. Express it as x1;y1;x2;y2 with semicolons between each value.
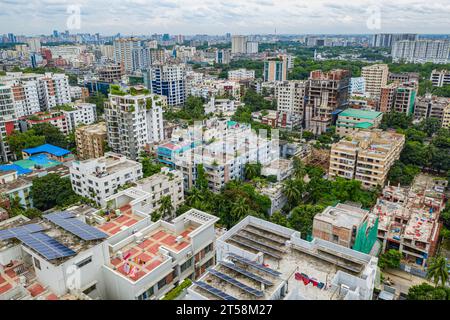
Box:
392;39;450;64
231;35;259;55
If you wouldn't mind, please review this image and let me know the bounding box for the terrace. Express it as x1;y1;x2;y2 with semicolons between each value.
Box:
95;204;144;237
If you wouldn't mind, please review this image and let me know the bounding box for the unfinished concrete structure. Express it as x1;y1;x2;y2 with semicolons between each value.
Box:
372;174;447;268
185;216;378;300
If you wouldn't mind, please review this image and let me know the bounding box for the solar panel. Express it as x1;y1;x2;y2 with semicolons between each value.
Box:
219;261;273;286
208;269;264;297
236;232;286;253
229;237;283;260
0;224;45;241
242;227;286;245
194;281;238;301
247;224;291;240
17;233;76;260
227;253;281;277
44;212;107;241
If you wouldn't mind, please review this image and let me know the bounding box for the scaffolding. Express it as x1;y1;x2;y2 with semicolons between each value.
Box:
353;218;379;254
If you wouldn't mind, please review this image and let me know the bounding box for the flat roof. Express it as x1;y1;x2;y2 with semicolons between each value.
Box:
23;144;71;157
96;204;144;237
339;108;382;120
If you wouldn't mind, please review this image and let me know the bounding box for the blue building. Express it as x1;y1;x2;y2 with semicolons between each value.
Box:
149;64;186;107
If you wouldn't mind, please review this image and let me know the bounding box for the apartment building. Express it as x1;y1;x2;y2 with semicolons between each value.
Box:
336;108;383;137
430;69;450;87
372;174;447;269
204;98;241;116
231;35;247;54
371;33;418;48
148;63;186;107
361;64;389;98
0;206;218;300
186;215;378;300
305;69;351;134
349;77;366;95
69;152;143;206
113;38;143;74
104;86;164;160
392;40;450;64
215;49;230;64
20;110;69;135
0;84;19;162
443;104;450;128
76;122;107;160
228;69;255;81
37;73;71;109
275;80;307;122
414;94;450;124
379;82;417;115
157;118;277;192
388;72;420;84
313;203;371;250
263;57;288;82
61;102;97;132
329;130;405;189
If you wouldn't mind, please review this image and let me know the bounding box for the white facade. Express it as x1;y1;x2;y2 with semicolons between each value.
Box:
246;41;259;54
430;69;450;87
69;152;143;206
228;69;256;81
231;35;247;54
349;77;366;95
275;80;307;120
62;103;97;132
392;40;450;64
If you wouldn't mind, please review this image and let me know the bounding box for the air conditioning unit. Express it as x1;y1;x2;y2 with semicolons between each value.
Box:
135;232;144;243
176;236;183;244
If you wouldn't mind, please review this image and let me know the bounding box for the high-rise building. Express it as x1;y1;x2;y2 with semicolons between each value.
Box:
104;86;164;160
442;104;450;128
215;49;230;64
263;57;288;82
149;64;186;107
75;122;108;160
246;41;259;54
329;130;405;189
227;69;255;81
414;94;450;125
275;80;308;122
97;63;124;83
113;38;143;73
392;40;450;64
379;82;417;115
371;33;418;47
430;69;450;87
26;38;41;53
305;69;351;134
361;64;389;98
231;35;247;54
0;84;19;162
349;77;366;95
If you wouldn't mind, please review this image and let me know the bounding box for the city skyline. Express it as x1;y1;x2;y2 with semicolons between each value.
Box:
1;0;450;35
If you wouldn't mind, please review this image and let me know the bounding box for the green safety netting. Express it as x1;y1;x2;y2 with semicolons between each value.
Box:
353;217;379;254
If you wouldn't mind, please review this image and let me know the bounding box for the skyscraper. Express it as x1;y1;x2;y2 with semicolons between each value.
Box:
113;38;144;73
392;40;450;64
371;33;418;47
149;64;187;107
361;64;389;98
231;35;247;54
263;58;288;82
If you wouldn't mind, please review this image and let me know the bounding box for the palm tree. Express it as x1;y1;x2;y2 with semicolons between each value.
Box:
230;198;248;223
283;179;303;209
9;196;25;217
292;157;306;180
186;188;204;206
244;163;260;180
426;256;449;287
158;196;174;220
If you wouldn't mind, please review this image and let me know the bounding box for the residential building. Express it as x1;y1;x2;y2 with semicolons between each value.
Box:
443;104;450;128
388;72;420;84
20;110;69;135
371;33;418;48
97;63;124;83
305;69;351;134
313;203;371;250
336;108;383;137
104;86;164;160
349;77;366;95
373;174;447;269
231;35;247;54
204;98;241;116
263;57;288;82
430;69;450;87
148;64;186;107
256;182;288;215
26;38;41;53
0;84;20;162
329;130;405;189
60;102;97;132
414;94;450;124
215;49;231;65
361;64;389;98
113;38;143;73
379;82;418;115
392;40;450;64
186;216;378;300
76;122;107;160
275;80;307;123
228;69;255;81
69;152;143;206
246;41;259;54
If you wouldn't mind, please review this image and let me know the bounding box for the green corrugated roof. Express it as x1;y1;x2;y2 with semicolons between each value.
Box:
339;108;382;120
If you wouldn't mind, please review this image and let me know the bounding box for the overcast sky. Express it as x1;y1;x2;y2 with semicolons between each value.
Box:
1;0;449;36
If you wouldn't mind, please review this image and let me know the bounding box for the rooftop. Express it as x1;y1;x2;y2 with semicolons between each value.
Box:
338;108;382;120
315;203;369;229
23;144;71;157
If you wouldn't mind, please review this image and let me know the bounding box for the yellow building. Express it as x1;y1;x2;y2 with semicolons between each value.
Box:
75;122;107;160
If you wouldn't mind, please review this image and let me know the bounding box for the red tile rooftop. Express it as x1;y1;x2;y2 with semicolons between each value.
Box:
98;205;142;236
0;275;6;285
28;283;45;297
46;293;58;300
0;283;12;295
110;225;197;282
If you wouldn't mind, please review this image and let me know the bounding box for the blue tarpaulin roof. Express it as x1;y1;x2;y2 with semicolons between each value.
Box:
0;164;32;175
22;144;70;157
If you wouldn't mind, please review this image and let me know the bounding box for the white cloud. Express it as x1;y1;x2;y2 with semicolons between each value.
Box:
0;0;449;35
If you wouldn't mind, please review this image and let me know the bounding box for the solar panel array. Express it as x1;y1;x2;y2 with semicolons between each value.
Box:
0;224;45;241
219;261;273;286
236;232;285;253
194;281;238;301
44;212;108;241
242;227;286;245
17;233;76;260
229;237;283;260
227;253;282;277
208;269;264;297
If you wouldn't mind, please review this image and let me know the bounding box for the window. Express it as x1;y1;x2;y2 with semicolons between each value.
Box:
157;277;167;290
76;256;92;268
83;284;96;295
137;286;154;300
180;259;193;273
332;234;339;242
34;257;41;270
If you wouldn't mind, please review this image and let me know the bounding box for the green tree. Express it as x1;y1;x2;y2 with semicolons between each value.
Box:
427;256;449;287
158;196;174;220
244;163;262;180
288;204;324;239
270;211;289;227
195;164;208;191
407;283;450;300
292;157;306;180
283;179;304;209
32;123;68;148
31;174;80;211
378;249;402;270
5;130;46;159
230;197;249;224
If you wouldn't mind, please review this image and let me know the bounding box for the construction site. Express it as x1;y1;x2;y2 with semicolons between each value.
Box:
371;174;447;268
185;216;378;301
